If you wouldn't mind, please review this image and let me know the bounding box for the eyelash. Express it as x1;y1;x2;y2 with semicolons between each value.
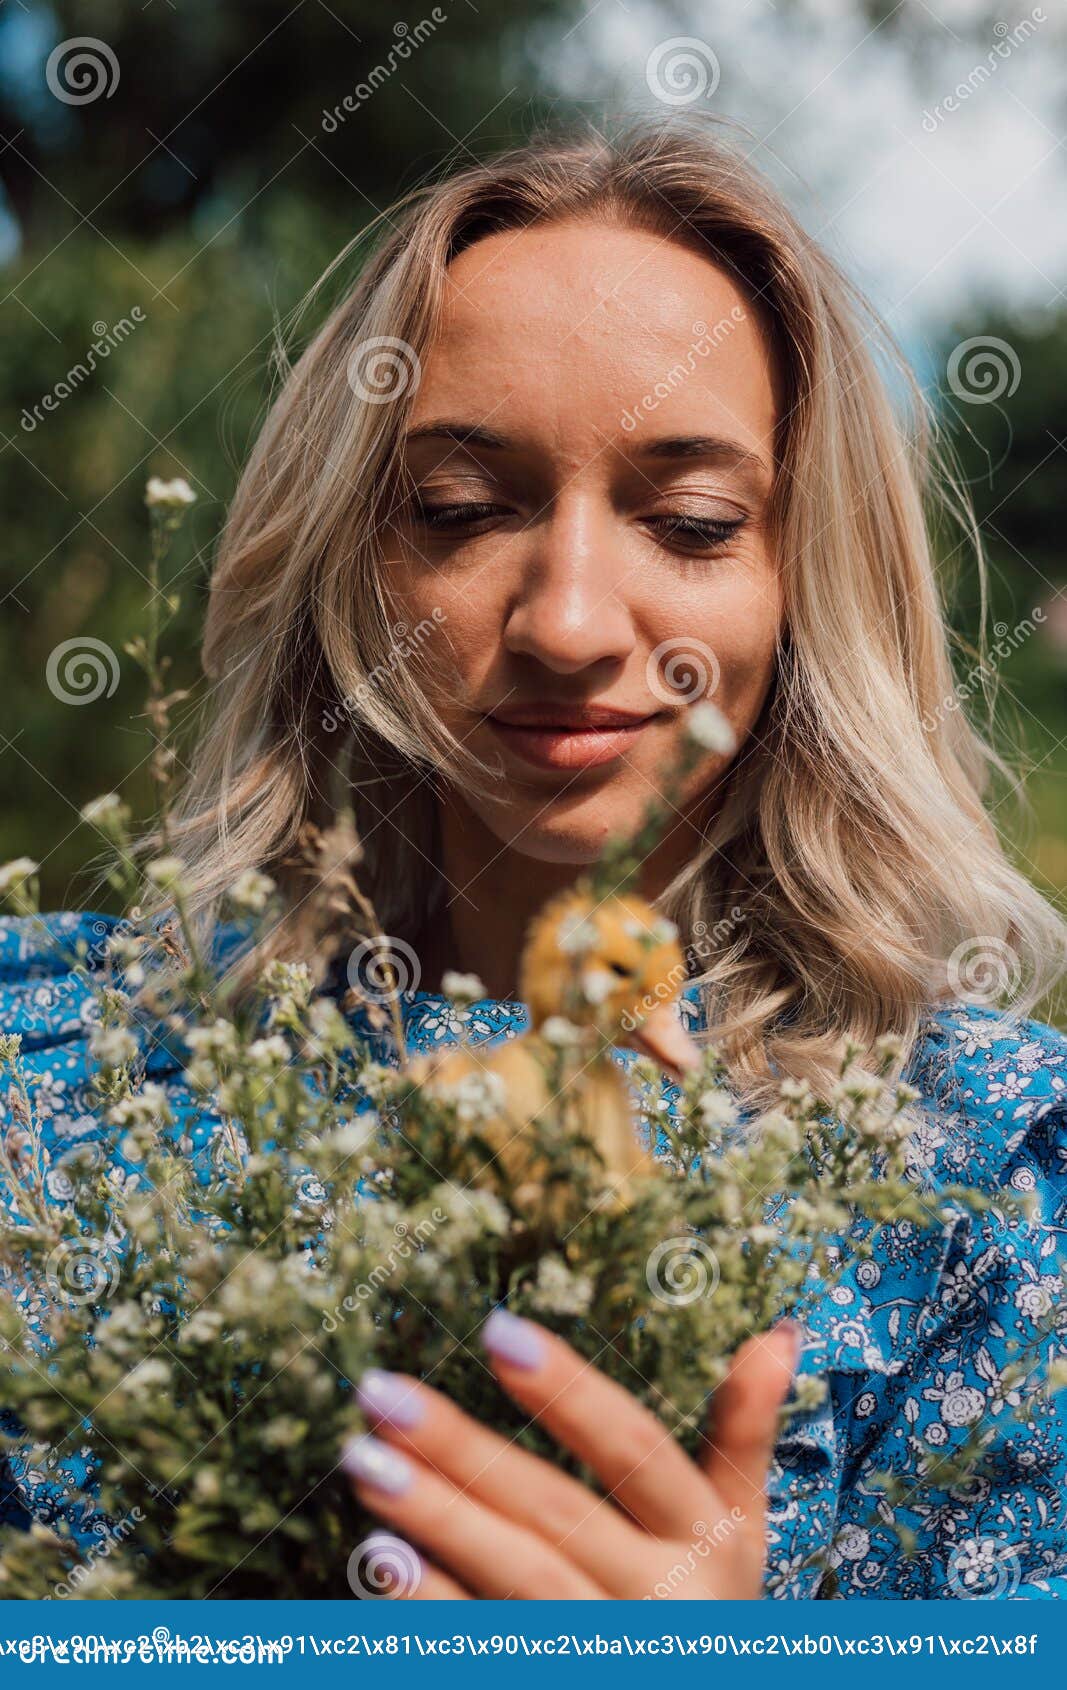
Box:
411;501;745;555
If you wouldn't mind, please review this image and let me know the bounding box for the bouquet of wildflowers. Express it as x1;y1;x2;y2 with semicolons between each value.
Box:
0;483;1028;1600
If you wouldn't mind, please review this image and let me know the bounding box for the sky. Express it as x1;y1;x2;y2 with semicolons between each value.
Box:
542;0;1067;372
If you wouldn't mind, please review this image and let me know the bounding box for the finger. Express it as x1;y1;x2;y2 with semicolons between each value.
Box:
348;1530;469;1600
700;1321;799;1527
355;1367;657;1597
480;1309;720;1539
341;1433;606;1599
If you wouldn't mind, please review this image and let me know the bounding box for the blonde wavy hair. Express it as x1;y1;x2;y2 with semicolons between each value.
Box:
165;116;1067;1105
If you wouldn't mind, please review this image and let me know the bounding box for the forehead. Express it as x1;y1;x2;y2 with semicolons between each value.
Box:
412;219;780;456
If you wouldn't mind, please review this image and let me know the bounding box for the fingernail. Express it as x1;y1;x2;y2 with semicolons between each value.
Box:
777;1318;804;1373
340;1434;413;1495
356;1369;425;1430
348;1531;423;1598
482;1307;545;1370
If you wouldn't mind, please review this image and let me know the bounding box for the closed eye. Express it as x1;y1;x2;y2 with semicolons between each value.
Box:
643;514;745;555
412;499;510;533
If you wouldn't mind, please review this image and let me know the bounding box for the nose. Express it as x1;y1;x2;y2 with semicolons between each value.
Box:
502;494;636;675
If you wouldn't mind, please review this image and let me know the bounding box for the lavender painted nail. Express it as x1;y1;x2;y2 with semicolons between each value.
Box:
356;1369;425;1430
340;1434;413;1495
481;1307;545;1370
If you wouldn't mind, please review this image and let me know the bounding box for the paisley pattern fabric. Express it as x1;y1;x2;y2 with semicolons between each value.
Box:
1;910;1066;1600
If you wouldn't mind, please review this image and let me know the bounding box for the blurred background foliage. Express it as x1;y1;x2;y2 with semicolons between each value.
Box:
0;0;1063;1016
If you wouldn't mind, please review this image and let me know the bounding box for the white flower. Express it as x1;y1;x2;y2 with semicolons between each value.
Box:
89;1026;139;1069
145;855;188;893
696;1087;738;1129
450;1070;506;1125
307;998;351;1052
1015;1282;1052;1321
0;1032;23;1066
941;1385;986;1427
832;1524;870;1562
441;970;487;1006
580;967;616;1006
685;701;736;754
247;1035;291;1069
145;476;197;508
529;1254;594;1318
986;1071;1031;1105
228;868;275;914
759;1109;800;1155
184;1019;239;1060
0;858;38;893
126;1358;171;1390
107;1084;172;1129
873;1032;904;1064
179;1310;225;1346
541;1015;583;1047
80;793;130;831
319;1119;374;1158
556;912;598;955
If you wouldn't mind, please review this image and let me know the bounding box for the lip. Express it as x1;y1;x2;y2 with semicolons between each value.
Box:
486;704;663;772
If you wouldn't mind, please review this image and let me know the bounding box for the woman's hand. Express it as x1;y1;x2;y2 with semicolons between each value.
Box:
341;1309;799;1599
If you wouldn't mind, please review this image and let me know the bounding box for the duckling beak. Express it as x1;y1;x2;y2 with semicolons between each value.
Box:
626;1002;702;1081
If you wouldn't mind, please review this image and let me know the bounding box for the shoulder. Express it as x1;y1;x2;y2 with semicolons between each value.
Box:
0;911;223;1189
800;999;1066;1377
904;998;1066;1202
0;911;122;1062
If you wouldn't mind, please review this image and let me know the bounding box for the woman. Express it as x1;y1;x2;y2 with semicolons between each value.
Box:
3;119;1066;1599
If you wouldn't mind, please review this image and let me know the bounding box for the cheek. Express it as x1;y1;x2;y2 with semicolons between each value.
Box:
386;571;502;699
640;561;782;714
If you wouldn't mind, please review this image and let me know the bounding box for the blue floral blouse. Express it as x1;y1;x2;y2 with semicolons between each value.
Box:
1;910;1066;1600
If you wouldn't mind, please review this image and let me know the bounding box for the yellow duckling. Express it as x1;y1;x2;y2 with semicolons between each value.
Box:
411;882;701;1227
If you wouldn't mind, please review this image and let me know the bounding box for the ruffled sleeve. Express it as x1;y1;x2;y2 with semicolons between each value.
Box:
796;1002;1067;1598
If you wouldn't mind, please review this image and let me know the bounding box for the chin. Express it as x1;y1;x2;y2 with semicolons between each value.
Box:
474;796;640;866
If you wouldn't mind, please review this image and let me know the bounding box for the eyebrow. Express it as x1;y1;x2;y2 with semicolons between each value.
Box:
635;435;768;477
404;422;511;451
403;422;772;486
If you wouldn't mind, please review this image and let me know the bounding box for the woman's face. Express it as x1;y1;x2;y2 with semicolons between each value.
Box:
384;218;784;866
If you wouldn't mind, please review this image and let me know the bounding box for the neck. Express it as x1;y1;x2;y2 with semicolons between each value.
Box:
415;788;710;1001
